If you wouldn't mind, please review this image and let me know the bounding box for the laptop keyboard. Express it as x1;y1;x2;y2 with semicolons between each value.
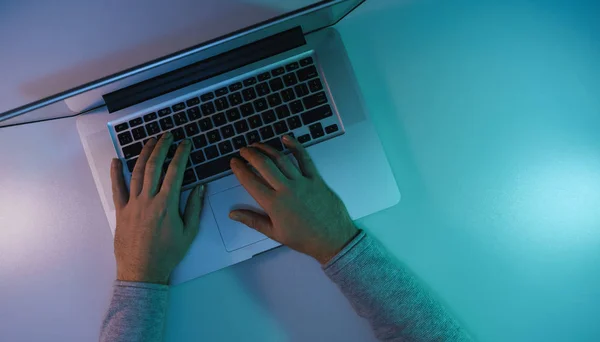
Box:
111;55;342;188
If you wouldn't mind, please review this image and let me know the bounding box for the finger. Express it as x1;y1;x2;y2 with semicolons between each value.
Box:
229;209;273;236
230;157;274;208
162;139;192;198
240;146;288;189
129;138;157;196
143;132;173;196
183;184;206;243
282;135;319;178
110;158;129;210
251;142;301;179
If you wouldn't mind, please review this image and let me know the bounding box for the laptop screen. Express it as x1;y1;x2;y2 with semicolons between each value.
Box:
0;0;364;127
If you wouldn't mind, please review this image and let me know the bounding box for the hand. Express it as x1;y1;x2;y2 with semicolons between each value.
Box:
229;135;359;265
110;132;206;284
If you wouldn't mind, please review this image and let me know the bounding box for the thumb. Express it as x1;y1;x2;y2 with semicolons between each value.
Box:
229;210;273;236
183;185;206;242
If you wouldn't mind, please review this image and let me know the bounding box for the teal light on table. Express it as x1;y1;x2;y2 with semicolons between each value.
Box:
165;1;599;341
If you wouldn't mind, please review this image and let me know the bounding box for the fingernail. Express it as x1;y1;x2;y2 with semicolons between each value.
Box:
197;185;205;197
183;139;191;146
229;212;240;221
164;132;172;139
282;135;291;141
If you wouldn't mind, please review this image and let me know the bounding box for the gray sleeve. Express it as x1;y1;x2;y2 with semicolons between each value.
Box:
323;231;472;342
100;281;169;342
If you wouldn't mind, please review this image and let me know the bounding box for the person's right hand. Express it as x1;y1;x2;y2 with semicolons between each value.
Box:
229;135;359;265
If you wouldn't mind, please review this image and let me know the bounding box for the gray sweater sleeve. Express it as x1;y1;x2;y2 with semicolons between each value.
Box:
323;231;472;342
100;281;168;342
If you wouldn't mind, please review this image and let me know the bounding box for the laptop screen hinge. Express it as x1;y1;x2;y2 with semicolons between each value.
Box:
103;27;306;113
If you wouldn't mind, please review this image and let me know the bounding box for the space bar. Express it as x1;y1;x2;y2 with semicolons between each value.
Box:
195;152;240;181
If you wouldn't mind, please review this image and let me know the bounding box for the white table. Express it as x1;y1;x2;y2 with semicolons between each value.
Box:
1;1;599;341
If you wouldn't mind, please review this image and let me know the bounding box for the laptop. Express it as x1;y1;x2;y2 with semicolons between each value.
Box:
2;0;400;285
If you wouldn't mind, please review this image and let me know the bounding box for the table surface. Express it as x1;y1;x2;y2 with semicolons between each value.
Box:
1;0;600;341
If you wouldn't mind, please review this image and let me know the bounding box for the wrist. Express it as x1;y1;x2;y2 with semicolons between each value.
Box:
117;266;169;285
314;224;360;265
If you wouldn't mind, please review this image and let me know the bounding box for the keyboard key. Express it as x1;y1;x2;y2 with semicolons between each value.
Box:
297;65;318;82
248;115;263;129
143;112;157;122
302;92;328;110
272;67;285;76
172;128;185;141
185;122;200;137
129;117;143;127
215;97;229;111
309;122;325;139
187;106;201;120
218;140;234;155
253;98;268;112
261;110;276;124
221;124;235;139
283;73;298;87
232;135;247;149
301;104;333;125
308;78;323;92
295;83;310;97
281;89;296;102
159;117;175;131
265;137;284;151
275;105;291;119
191;150;206;165
269;78;284;91
115;123;128;132
287;116;302;129
195;152;239;180
259;125;275;140
132;127;147;141
229;82;243;91
228;92;243;106
240;103;255;117
172;102;186;112
298;134;311;144
289;100;304;114
186;97;200;107
158;108;172;117
174;112;188;126
300;57;314;67
243;77;257;87
215;87;228;97
258;72;271;81
234;119;249;134
182;168;197;186
201;102;216;115
201;92;215;102
267;93;282;107
325;124;339;134
256;82;270;96
126;158;137;172
226;108;241;122
274;121;289;135
286;62;299;72
118;131;133;145
212;113;227;127
199;118;213;132
242;88;257;102
204;145;220;160
146;122;160;135
193;134;208;149
122;142;143;159
207;129;222;144
167;143;178;159
246;130;260;144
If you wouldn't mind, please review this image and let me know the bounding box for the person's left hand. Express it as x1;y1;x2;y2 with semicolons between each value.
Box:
110;132;205;285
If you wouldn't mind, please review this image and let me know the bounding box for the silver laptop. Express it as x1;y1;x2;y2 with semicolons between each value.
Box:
1;0;400;285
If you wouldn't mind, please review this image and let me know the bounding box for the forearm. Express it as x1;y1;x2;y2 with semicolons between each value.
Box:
324;231;471;342
100;281;169;342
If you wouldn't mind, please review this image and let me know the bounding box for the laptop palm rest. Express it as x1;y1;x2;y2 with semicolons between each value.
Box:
208;185;269;252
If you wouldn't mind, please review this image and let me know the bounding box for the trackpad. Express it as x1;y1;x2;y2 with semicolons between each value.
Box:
209;185;269;252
